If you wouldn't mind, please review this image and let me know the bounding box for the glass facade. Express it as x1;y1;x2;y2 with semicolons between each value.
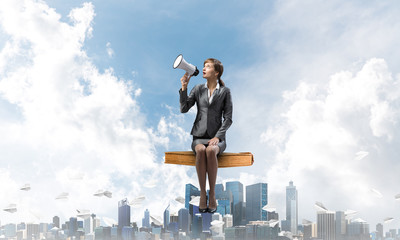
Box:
178;208;190;233
163;204;170;230
246;183;268;222
226;181;244;226
286;181;298;234
118;198;131;228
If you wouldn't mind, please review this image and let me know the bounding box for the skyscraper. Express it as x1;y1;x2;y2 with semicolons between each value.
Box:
216;187;233;216
335;211;346;240
69;217;78;237
317;211;335;240
164;204;170;230
286;180;298;234
246;183;268;222
226;181;244;226
53;216;60;228
348;219;370;240
142;209;150;228
376;223;383;240
118;198;130;228
178;208;190;233
192;213;203;239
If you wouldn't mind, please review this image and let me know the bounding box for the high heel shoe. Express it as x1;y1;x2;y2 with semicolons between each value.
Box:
199;195;208;213
207;197;217;213
207;207;217;213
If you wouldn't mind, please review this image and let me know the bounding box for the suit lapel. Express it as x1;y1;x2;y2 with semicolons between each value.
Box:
209;87;221;107
200;85;209;106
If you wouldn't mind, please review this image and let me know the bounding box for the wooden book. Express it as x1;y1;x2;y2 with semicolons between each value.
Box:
165;151;254;168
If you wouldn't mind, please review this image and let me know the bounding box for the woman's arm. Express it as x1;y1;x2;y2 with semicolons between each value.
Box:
179;73;196;113
214;88;233;140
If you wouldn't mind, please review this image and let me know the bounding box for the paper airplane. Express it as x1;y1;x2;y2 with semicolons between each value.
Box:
77;209;91;218
211;220;224;227
354;151;369;161
55;192;69;200
315;201;328;212
103;217;117;227
269;219;280;227
3;204;17;213
20;183;31;191
353;218;367;223
129;195;146;208
50;227;60;231
395;193;400;200
150;215;163;226
370;188;383;198
344;209;358;218
175;196;185;204
384;217;394;224
103;191;112;198
93;190;112;198
189;196;200;207
144;180;157;188
262;203;276;212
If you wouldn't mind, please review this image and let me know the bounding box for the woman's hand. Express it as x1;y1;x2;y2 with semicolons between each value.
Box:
181;73;191;91
208;137;220;146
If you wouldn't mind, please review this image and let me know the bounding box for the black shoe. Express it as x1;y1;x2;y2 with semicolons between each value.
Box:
207;208;217;213
199;208;208;213
199;195;208;213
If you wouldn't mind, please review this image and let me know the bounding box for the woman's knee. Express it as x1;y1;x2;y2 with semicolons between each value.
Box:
195;144;206;154
206;145;219;156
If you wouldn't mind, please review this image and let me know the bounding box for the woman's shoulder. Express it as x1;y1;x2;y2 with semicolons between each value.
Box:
220;85;231;93
191;83;205;91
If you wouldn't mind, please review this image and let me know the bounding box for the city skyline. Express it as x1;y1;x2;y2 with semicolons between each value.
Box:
1;180;398;236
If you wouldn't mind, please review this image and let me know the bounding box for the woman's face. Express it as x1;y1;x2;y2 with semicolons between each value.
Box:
203;62;219;80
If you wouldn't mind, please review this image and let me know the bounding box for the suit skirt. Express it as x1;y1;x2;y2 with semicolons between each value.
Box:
191;135;226;155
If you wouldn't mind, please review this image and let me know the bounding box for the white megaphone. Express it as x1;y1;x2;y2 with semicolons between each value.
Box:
173;54;199;76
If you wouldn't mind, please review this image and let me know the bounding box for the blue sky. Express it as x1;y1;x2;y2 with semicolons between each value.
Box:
1;0;400;231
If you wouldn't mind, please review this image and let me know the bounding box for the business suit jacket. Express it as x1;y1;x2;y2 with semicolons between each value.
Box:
179;83;233;142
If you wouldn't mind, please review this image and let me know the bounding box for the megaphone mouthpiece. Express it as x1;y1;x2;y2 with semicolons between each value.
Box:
173;54;199;76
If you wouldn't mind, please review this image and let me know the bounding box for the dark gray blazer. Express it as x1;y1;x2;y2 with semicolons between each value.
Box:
179;83;233;141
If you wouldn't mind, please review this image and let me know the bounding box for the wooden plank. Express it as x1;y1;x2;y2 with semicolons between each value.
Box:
165;151;254;168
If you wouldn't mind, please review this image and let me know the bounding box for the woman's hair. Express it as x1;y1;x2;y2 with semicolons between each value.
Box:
204;58;225;87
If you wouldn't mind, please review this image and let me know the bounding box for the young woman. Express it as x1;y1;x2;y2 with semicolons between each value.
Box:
179;58;233;213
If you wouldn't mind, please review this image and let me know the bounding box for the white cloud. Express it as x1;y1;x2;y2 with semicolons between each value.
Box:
261;58;400;226
0;0;193;224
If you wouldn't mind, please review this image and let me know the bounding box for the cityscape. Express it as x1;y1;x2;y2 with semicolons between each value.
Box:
0;181;398;240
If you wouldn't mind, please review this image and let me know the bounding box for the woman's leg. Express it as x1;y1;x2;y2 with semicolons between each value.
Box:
206;145;219;210
195;144;207;210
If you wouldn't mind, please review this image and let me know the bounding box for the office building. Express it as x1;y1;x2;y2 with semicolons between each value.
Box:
286;180;298;234
142;209;150;228
192;214;203;239
178;208;190;233
27;223;40;240
164;204;170;230
317;211;335;240
348;219;370;240
246;183;268;222
118;198;131;228
226;181;244;226
376;223;383;240
85;216;94;234
335;211;346;240
53;216;60;228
